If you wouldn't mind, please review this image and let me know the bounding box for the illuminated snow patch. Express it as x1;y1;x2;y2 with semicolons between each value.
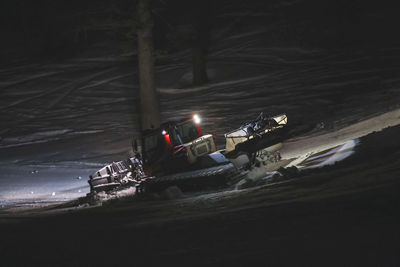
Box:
88;186;137;205
297;139;359;169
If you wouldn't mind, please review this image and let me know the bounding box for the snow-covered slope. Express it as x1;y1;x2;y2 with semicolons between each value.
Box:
1;26;400;208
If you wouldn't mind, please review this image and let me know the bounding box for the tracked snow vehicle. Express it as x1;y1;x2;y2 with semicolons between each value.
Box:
139;114;218;176
89;114;227;192
88;113;288;193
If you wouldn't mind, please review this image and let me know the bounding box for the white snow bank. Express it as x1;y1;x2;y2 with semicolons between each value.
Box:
281;108;400;160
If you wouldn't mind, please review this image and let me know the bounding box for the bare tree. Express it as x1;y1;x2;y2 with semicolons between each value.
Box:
192;23;209;86
190;2;210;86
137;0;160;130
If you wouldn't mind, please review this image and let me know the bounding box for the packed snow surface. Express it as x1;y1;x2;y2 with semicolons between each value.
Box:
1;29;399;209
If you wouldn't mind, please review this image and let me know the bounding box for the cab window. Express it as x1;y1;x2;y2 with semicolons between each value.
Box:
143;132;166;163
172;121;199;144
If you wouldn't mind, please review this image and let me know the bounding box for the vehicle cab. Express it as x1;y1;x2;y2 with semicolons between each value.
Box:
140;114;217;176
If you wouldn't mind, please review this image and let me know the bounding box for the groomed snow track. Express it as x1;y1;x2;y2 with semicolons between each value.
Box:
140;163;241;193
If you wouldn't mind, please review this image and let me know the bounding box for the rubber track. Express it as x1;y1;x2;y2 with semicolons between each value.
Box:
141;163;239;193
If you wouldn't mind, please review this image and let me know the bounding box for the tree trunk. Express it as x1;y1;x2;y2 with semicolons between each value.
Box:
192;44;208;86
137;0;160;130
192;26;209;86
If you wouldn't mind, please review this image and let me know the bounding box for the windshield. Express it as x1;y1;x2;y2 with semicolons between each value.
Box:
172;121;199;144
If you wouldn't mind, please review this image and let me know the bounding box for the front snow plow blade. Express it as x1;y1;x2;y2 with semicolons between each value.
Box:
88;157;144;192
224;113;288;157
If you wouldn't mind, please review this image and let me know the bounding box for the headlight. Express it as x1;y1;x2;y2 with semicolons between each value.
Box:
193;114;201;124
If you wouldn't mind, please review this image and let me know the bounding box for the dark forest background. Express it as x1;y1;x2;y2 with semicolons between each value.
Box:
0;0;398;64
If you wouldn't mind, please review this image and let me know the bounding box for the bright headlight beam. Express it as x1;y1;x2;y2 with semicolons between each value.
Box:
193;114;201;124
